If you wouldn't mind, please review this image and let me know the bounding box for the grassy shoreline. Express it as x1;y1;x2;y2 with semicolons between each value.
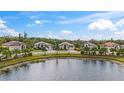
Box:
0;53;124;71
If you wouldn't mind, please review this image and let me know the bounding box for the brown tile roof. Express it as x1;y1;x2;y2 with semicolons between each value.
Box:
103;42;119;47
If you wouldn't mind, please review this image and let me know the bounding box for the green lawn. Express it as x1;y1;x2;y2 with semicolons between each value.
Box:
0;53;124;69
33;50;44;52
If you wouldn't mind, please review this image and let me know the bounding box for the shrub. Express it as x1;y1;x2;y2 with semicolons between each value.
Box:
75;48;80;51
81;50;84;55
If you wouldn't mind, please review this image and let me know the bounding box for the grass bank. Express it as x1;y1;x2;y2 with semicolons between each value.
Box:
0;53;124;70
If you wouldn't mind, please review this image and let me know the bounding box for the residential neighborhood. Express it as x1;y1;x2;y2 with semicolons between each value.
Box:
0;11;124;81
0;32;124;62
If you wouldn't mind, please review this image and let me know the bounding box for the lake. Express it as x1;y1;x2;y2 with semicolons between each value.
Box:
0;58;124;81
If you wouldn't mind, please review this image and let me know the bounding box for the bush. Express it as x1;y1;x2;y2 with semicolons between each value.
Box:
81;50;84;55
28;53;32;56
75;48;80;51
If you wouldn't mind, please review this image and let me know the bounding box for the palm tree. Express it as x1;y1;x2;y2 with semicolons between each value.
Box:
0;46;3;52
2;49;12;59
98;48;107;55
91;47;98;55
117;49;124;56
12;49;21;58
110;48;116;55
83;47;90;55
22;49;28;56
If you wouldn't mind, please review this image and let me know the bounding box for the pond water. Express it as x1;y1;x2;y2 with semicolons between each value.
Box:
0;58;124;81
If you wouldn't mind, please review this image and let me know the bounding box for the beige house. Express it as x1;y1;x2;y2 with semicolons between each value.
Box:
102;42;120;53
84;42;97;49
120;45;124;49
59;42;75;50
34;41;53;51
2;41;26;51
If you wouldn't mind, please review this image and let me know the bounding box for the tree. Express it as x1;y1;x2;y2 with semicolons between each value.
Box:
83;47;90;55
97;45;101;49
98;48;107;55
0;46;3;52
12;49;21;58
22;48;33;56
81;50;84;55
64;45;67;50
19;33;22;39
110;48;116;55
2;49;12;59
55;43;59;50
91;47;98;55
74;39;82;49
117;49;124;56
24;31;27;39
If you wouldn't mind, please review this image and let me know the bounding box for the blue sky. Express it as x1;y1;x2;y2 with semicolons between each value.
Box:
0;11;124;40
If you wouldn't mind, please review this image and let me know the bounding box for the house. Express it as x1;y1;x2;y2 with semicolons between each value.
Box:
102;42;120;53
83;42;97;48
34;41;53;51
120;45;124;49
2;41;26;51
59;42;75;50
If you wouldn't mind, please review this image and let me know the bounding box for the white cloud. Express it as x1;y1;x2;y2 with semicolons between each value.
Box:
47;31;54;38
4;28;19;36
27;19;51;27
0;28;19;36
42;20;51;24
47;31;59;39
88;19;117;31
35;20;43;25
30;16;37;19
61;30;73;35
58;16;67;20
58;12;124;24
114;30;124;35
27;23;35;27
0;18;7;29
116;18;124;27
0;18;19;36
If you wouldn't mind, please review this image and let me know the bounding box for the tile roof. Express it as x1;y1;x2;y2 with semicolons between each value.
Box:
59;42;74;46
2;41;25;46
103;42;119;47
34;41;53;46
84;42;96;46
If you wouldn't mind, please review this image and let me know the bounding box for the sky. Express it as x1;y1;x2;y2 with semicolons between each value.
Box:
0;11;124;40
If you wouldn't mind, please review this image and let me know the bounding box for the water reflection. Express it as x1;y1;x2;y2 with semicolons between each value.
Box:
56;59;59;65
20;64;30;70
0;58;124;81
2;69;12;76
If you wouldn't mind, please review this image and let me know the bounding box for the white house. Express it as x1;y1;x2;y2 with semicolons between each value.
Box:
120;45;124;49
84;42;97;49
34;41;53;51
59;42;75;50
2;41;26;51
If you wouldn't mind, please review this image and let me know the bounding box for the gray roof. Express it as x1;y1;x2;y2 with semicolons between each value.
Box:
59;42;74;46
2;41;26;46
120;45;124;46
34;41;53;46
84;42;96;46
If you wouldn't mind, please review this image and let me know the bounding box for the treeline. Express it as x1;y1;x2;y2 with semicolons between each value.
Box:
0;35;124;49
